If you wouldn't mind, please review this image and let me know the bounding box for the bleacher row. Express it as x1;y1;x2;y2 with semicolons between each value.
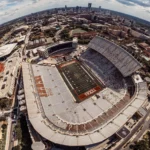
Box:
80;49;126;96
88;36;142;77
22;61;148;145
42;82;147;136
35;49;146;135
25;63;135;135
23;63;129;135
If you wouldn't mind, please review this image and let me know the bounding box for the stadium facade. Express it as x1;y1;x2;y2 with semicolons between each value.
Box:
47;40;78;56
22;36;148;146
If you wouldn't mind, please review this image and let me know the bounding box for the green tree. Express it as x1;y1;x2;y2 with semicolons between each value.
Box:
0;99;9;110
130;140;149;150
1;124;7;130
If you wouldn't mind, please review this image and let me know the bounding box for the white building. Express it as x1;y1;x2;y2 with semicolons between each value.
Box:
0;52;21;100
0;43;17;60
72;37;78;49
37;47;49;58
13;25;29;34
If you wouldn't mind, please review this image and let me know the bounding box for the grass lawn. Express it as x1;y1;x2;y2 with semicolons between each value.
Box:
70;28;87;36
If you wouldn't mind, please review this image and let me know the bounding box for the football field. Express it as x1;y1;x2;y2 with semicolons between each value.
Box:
57;60;103;102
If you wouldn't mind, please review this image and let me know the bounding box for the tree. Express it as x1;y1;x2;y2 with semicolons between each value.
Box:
130;140;150;150
12;145;20;150
1;124;7;130
15;123;22;141
0;99;9;110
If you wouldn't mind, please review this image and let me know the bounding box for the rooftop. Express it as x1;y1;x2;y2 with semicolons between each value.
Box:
13;25;29;32
0;52;21;99
139;42;149;49
88;36;142;77
0;43;17;58
22;61;147;146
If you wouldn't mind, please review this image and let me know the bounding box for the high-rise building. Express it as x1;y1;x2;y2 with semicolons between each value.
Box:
99;6;101;12
65;5;67;12
76;6;79;13
88;3;92;12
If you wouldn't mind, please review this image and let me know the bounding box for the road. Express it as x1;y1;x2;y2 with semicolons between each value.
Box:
54;25;67;39
5;117;12;150
114;108;150;150
22;28;31;57
123;115;150;150
25;29;31;45
8;120;16;150
5;38;25;150
9;66;23;150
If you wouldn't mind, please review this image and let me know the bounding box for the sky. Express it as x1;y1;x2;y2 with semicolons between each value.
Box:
0;0;150;24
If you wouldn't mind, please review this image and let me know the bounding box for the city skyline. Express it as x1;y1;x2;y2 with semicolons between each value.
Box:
0;0;150;24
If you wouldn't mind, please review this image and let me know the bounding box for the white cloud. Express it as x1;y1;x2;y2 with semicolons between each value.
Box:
0;0;150;24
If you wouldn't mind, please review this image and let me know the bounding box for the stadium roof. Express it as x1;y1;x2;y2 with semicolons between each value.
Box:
0;43;17;58
22;62;147;146
88;36;142;77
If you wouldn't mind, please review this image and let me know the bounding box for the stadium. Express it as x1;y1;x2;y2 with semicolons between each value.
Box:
22;36;148;147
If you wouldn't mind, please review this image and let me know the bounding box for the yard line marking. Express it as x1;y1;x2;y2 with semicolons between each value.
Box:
81;66;94;80
62;72;74;90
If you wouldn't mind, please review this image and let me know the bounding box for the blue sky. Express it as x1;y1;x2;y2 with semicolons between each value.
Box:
0;0;150;24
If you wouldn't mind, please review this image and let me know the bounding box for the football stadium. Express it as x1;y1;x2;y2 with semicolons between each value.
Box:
22;36;148;146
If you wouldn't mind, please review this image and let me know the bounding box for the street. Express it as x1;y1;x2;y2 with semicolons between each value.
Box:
114;108;150;150
54;25;67;39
